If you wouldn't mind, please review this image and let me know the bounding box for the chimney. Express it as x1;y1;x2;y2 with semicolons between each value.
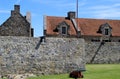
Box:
68;11;76;19
26;12;32;37
43;15;47;36
26;12;31;24
11;5;20;16
11;10;14;16
68;11;81;37
14;5;20;13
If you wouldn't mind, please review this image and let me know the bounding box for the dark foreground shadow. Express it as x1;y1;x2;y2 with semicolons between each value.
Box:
35;36;45;50
90;41;105;63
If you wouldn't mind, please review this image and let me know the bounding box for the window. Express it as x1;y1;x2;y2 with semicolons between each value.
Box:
98;23;112;36
105;29;109;35
91;39;100;42
104;40;111;42
119;40;120;42
62;26;67;35
57;21;69;36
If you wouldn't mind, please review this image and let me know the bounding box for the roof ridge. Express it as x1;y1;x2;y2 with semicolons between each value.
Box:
47;16;120;21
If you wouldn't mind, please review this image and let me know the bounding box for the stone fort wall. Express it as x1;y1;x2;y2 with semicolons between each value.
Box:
85;42;120;64
0;36;85;76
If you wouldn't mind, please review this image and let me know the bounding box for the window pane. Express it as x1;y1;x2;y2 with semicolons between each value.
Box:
62;27;66;34
105;29;109;35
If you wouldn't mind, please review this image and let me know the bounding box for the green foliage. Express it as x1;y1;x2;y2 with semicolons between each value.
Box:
27;64;120;79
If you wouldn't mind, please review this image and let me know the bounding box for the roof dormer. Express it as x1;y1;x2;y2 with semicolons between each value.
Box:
98;23;112;36
54;21;70;36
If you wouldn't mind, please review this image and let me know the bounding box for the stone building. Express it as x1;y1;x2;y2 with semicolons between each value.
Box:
44;12;120;64
0;5;34;37
0;7;85;75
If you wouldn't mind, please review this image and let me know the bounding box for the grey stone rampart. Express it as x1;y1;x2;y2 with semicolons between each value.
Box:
85;42;120;64
0;36;85;76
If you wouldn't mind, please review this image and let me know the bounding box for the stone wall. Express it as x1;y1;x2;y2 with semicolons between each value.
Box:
85;42;120;64
0;36;85;76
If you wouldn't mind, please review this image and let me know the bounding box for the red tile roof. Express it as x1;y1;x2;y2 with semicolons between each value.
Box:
46;16;120;37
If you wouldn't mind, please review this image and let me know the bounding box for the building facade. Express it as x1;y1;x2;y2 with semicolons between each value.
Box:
44;12;120;64
0;5;34;37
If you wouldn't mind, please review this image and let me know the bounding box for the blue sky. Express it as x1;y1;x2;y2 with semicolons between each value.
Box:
0;0;120;37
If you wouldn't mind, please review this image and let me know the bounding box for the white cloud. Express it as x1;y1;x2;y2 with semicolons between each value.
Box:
31;0;86;8
82;2;120;19
105;0;120;2
30;0;120;19
93;10;120;19
113;3;120;7
31;0;62;4
0;10;9;14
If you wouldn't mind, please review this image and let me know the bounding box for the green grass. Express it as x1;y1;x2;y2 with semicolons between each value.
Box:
0;78;7;79
27;64;120;79
84;64;120;79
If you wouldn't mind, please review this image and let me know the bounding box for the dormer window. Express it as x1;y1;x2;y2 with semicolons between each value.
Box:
105;29;109;35
98;23;112;36
54;21;69;36
59;22;69;36
61;26;67;35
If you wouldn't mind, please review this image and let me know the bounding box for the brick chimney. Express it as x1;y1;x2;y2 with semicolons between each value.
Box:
68;11;76;19
26;12;31;24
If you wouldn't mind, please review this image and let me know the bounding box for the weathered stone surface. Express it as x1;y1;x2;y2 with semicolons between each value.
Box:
0;36;85;76
0;5;33;37
85;42;120;64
